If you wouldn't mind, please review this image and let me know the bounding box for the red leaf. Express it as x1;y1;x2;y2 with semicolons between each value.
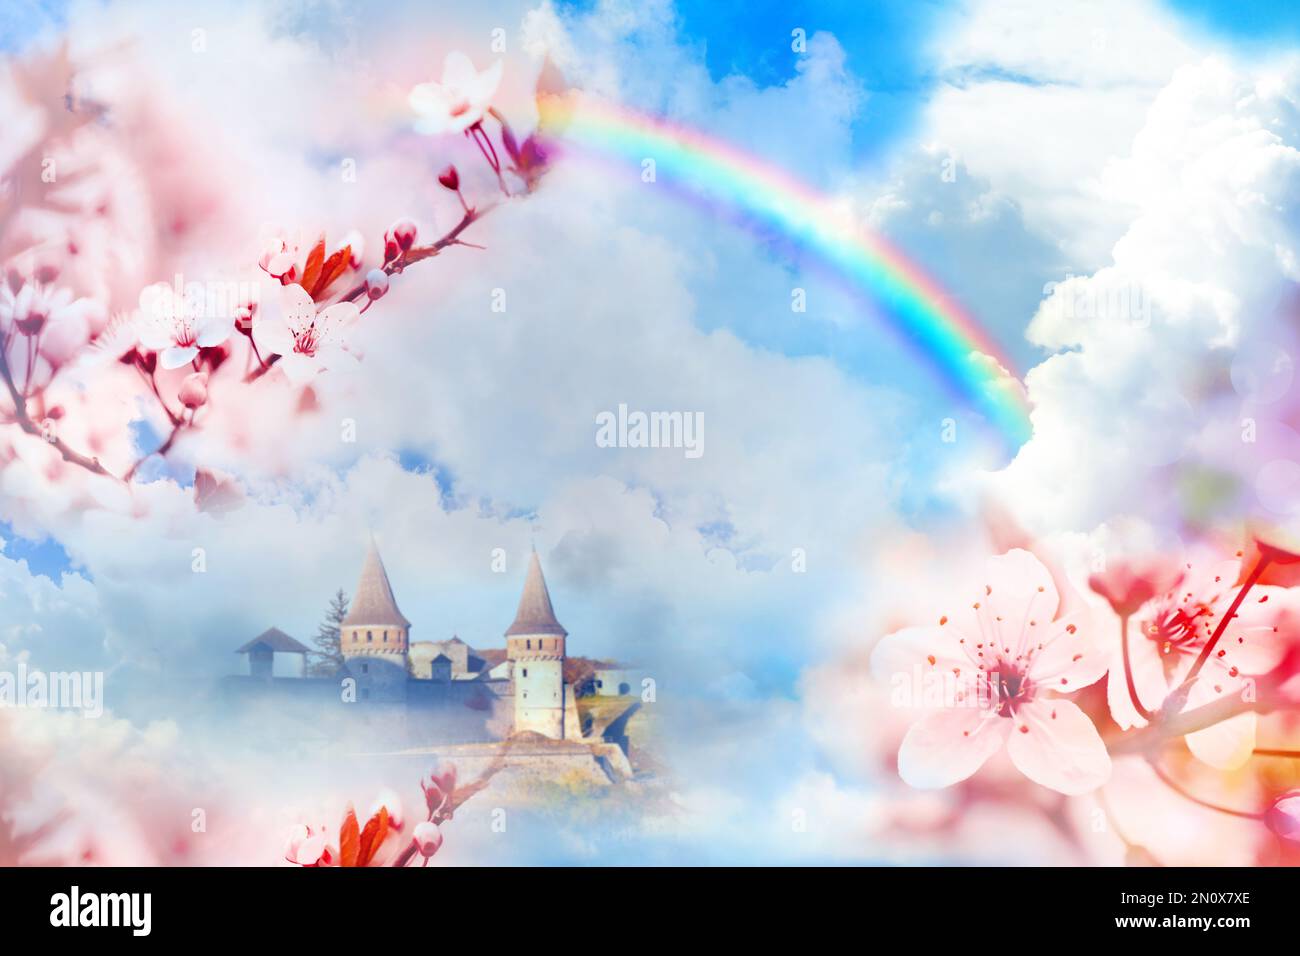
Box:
299;237;326;298
357;805;389;867
338;806;360;868
312;246;351;300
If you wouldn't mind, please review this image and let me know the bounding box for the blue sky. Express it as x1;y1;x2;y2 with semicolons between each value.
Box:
0;521;74;581
1168;0;1300;45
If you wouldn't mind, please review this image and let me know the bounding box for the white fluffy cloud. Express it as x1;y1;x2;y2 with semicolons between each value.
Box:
990;56;1300;533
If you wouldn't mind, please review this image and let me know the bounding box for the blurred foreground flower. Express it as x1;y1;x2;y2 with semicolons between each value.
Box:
1103;554;1292;768
871;549;1110;795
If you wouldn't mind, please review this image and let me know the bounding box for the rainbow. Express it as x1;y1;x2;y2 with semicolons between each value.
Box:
537;95;1033;449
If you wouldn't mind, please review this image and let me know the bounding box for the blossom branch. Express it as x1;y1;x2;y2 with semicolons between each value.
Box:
0;337;116;479
245;203;498;386
1148;761;1263;820
1110;682;1294;756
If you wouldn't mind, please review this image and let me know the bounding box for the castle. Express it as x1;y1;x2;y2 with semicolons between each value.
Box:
230;542;588;744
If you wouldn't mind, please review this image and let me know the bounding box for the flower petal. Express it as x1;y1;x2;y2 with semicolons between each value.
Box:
1185;710;1256;770
442;51;480;90
896;708;1009;789
410;82;451;117
1182;674;1255;769
871;625;971;681
314;301;359;343
1027;611;1107;692
984;548;1060;626
279;283;317;333
278;352;320;385
196;317;233;348
871;625;982;710
1217;584;1291;675
1005;698;1111;794
253;317;294;358
161;345;199;370
472;59;503;104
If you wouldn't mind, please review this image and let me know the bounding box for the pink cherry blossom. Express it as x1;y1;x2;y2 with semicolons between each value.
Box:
409;52;503;135
871;548;1111;795
1106;555;1292;769
1;280;102;380
135;283;233;370
251;282;359;385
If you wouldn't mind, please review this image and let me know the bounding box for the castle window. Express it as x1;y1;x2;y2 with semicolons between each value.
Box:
383;631;388;643
367;630;373;642
522;668;528;678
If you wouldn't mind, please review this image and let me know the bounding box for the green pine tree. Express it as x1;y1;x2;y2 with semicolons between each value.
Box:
310;589;349;676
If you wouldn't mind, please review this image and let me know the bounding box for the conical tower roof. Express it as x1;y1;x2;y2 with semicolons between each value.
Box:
505;551;567;637
342;542;411;628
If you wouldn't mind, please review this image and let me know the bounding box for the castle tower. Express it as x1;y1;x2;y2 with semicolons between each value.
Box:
505;551;567;738
341;541;411;703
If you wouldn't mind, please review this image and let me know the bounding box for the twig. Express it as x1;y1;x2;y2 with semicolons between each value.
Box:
245;204;498;386
1148;761;1263;820
0;337;117;479
1109;684;1292;756
122;418;188;482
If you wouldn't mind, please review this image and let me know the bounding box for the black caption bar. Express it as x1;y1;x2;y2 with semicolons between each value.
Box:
0;866;1282;942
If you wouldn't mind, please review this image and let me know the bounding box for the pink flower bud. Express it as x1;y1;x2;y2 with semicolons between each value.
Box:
178;371;209;410
383;234;400;263
420;764;458;815
365;269;389;299
390;219;418;252
1266;790;1300;841
438;165;460;191
15;309;46;336
413;821;443;858
338;230;365;270
1088;558;1179;618
34;262;60;285
6;269;24;296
